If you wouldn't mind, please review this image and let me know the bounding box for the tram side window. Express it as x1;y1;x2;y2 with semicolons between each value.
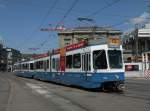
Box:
23;64;28;70
52;58;55;69
27;64;29;69
35;62;39;69
93;50;107;69
56;58;60;71
66;55;73;68
24;64;26;69
40;61;44;69
35;61;43;69
52;58;60;70
73;53;81;68
47;60;49;69
43;61;46;71
35;62;38;69
22;64;24;69
21;64;23;70
30;63;34;70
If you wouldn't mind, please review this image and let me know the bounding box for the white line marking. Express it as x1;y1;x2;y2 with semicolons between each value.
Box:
25;83;86;111
36;89;49;94
26;83;53;98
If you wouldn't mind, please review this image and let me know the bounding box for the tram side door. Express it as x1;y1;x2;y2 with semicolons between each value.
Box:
60;48;66;71
82;53;91;72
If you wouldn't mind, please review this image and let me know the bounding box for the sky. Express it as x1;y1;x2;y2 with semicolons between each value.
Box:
0;0;150;54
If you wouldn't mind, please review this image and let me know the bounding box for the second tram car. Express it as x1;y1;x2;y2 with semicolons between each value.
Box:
14;39;125;91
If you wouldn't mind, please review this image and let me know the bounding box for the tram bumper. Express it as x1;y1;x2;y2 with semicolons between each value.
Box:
89;72;125;82
87;72;125;89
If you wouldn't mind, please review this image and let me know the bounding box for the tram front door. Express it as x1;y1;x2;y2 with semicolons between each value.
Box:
81;53;91;72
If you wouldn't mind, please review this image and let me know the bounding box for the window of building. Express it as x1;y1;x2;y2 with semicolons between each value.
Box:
138;33;150;35
64;38;71;46
66;55;73;68
148;53;150;62
93;50;107;69
65;42;70;46
73;53;81;68
64;38;71;41
8;52;12;59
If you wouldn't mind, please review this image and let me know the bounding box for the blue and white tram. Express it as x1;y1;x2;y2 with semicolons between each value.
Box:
33;55;50;81
14;40;125;91
14;61;34;77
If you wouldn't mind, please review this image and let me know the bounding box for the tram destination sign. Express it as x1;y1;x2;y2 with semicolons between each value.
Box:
108;37;121;48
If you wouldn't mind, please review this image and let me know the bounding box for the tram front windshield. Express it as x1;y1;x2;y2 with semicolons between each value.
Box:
93;50;107;69
108;50;123;68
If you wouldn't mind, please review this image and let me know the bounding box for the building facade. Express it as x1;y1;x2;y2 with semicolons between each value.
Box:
6;48;21;71
0;44;7;71
122;23;150;62
58;26;122;48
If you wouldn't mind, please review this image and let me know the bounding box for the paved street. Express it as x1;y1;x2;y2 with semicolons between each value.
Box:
0;72;150;111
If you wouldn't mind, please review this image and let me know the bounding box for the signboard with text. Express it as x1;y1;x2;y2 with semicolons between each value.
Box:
108;37;121;48
32;53;49;59
52;40;87;55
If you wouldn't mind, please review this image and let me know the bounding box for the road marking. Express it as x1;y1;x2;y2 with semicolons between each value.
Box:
25;83;87;111
25;83;71;103
26;83;53;98
5;79;15;111
29;85;42;89
36;89;49;95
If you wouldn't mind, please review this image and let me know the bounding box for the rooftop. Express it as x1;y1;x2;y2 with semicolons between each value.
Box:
58;26;122;34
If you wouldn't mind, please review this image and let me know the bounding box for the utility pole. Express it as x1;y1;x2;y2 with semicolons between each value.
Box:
134;24;139;62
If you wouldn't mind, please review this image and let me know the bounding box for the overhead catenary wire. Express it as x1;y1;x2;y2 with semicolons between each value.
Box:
37;0;124;50
19;0;124;53
36;0;79;50
87;0;122;17
108;19;129;28
55;0;79;28
18;0;121;52
16;0;59;51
